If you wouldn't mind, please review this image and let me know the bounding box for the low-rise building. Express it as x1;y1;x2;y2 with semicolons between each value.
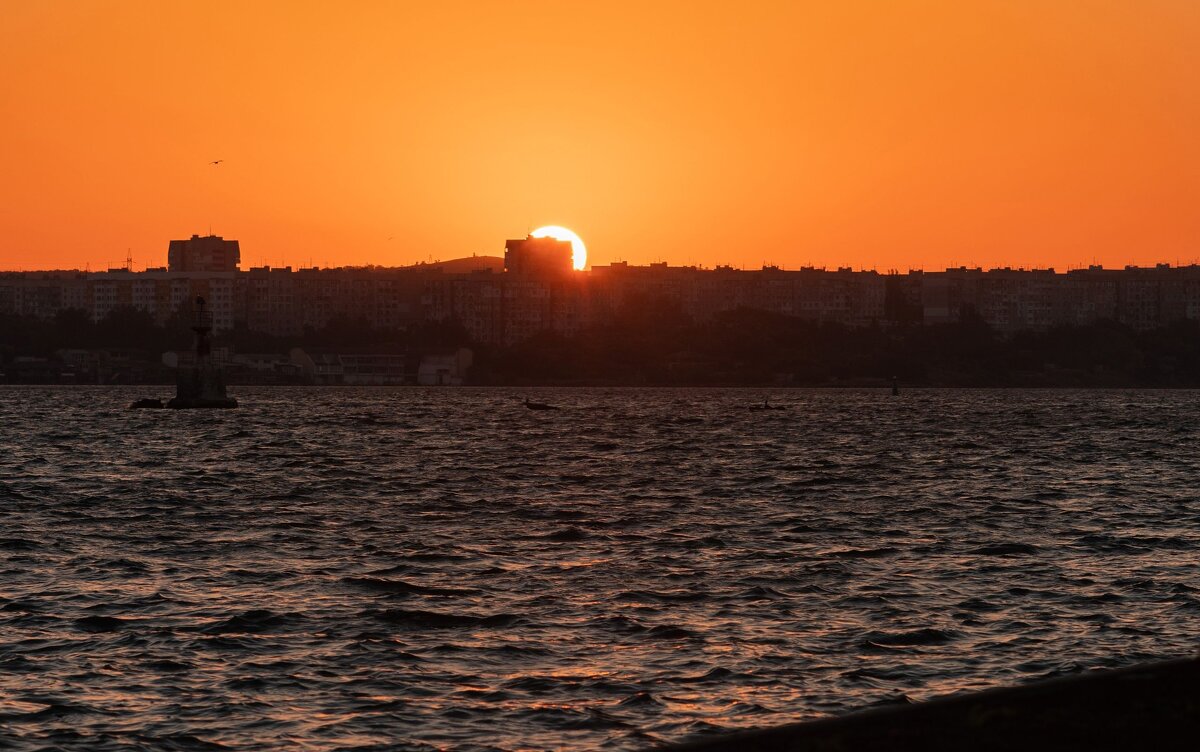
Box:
418;349;473;386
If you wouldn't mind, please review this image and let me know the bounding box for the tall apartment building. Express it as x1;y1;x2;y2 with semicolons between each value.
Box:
918;264;1200;332
587;263;886;326
168;234;241;272
90;269;238;330
504;236;574;278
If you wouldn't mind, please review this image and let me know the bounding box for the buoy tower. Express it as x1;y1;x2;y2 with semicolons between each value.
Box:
167;296;238;409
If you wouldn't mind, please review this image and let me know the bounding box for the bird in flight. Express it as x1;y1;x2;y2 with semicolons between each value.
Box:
210;159;223;165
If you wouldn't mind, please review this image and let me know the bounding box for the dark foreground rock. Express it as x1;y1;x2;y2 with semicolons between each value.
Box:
661;657;1200;751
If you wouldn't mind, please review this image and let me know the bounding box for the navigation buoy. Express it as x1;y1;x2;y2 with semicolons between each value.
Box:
167;296;238;409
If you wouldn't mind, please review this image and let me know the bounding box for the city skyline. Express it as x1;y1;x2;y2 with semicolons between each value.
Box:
8;231;1200;348
4;229;1199;275
3;1;1199;272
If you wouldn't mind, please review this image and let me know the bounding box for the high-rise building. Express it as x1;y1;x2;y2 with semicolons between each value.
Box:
168;234;241;272
504;235;573;278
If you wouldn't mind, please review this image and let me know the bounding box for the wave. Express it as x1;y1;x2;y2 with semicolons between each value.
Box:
74;615;132;632
971;542;1039;556
343;576;480;597
203;609;300;635
862;628;959;649
364;608;520;629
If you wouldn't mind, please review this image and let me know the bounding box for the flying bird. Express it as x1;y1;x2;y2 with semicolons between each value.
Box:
210;159;223;165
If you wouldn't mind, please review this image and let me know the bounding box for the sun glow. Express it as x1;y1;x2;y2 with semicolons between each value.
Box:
531;226;587;270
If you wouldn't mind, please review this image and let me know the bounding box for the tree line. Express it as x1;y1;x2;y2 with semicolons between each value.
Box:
476;302;1200;387
4;304;1200;387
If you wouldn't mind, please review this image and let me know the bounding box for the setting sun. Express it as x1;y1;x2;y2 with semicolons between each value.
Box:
531;226;587;271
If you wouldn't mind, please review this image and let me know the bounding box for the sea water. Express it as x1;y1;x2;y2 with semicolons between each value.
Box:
2;387;1198;750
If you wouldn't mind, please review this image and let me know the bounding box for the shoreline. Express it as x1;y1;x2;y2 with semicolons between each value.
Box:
6;382;1200;390
660;657;1200;751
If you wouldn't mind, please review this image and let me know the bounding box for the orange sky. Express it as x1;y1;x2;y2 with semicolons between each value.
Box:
2;1;1198;272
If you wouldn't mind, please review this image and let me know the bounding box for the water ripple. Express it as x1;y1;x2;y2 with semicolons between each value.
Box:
1;386;1198;750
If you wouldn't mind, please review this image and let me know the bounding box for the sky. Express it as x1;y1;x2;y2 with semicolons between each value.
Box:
1;0;1198;272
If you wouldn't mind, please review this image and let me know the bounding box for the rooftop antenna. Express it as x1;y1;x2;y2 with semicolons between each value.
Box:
125;249;133;271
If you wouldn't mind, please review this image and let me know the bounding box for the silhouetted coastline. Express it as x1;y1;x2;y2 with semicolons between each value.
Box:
5;306;1200;387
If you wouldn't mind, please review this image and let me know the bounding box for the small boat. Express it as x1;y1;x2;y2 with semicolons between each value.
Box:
129;398;164;409
524;397;558;411
749;398;786;411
